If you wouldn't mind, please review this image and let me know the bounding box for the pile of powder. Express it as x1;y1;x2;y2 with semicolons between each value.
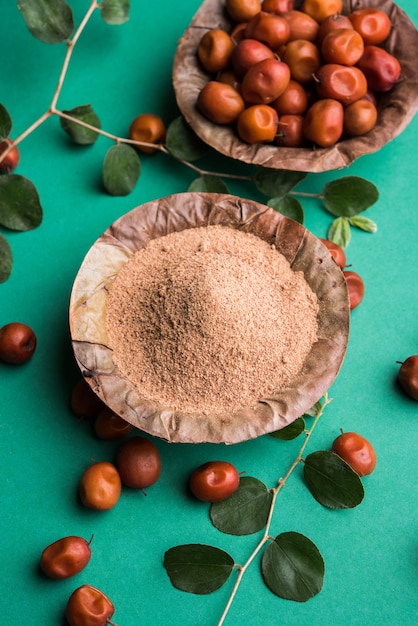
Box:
105;225;319;415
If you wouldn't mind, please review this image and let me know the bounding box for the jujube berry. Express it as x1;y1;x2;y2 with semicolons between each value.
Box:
189;461;240;502
316;13;354;46
236;104;279;144
94;406;134;441
218;69;241;91
40;535;92;579
356;45;401;92
197;28;235;73
70;377;104;418
319;238;346;269
332;431;376;476
263;0;294;14
229;22;247;44
343;270;364;310
282;39;321;84
65;584;115;626
231;38;275;78
0;322;37;364
240;58;291;105
275;114;305;147
362;89;378;106
397;355;418;401
301;0;343;24
314;64;367;105
0;138;20;173
349;8;392;45
197;81;245;124
271;79;308;115
128;113;166;154
115;436;161;490
343;98;377;137
303;98;344;147
79;461;122;510
282;10;320;42
320;28;364;66
225;0;262;23
244;11;290;50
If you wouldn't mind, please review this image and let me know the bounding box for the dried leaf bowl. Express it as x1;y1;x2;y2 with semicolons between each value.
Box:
69;192;350;444
172;0;418;173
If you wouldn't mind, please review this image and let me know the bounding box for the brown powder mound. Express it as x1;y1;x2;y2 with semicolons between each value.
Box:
105;225;319;415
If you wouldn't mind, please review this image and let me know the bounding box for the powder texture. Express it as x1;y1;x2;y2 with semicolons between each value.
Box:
106;225;318;415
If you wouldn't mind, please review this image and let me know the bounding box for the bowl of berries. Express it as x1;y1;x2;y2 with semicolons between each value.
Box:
172;0;418;172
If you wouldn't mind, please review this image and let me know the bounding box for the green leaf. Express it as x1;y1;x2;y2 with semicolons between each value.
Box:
188;174;229;193
323;176;379;217
303;399;324;418
348;215;378;233
103;143;140;196
327;217;351;249
60;105;101;145
304;450;365;509
0;233;12;283
0;104;12;140
0;175;43;231
255;168;307;198
270;417;305;440
267;196;304;223
101;0;130;25
262;532;325;602
210;476;273;535
17;0;74;44
166;116;209;162
164;544;234;594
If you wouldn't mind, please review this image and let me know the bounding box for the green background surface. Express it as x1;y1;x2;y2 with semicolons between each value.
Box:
1;1;417;625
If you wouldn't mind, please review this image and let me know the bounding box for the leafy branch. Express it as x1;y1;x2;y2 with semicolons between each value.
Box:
0;0;132;282
164;394;367;625
0;0;380;283
217;399;327;624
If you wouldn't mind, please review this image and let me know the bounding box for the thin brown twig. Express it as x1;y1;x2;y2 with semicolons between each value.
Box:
50;0;99;111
